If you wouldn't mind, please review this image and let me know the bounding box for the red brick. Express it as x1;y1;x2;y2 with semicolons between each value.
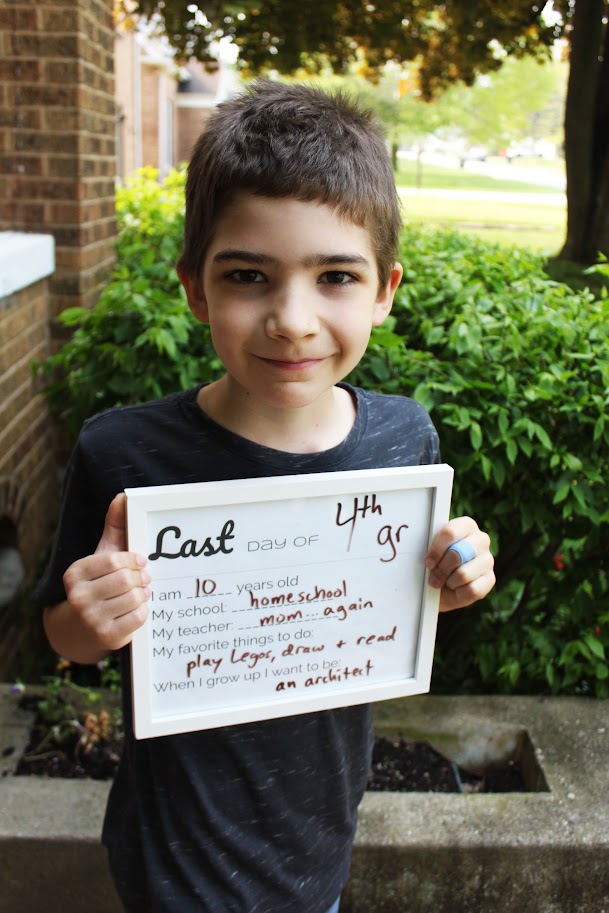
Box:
0;154;43;175
40;8;79;32
0;322;46;381
0;285;48;339
0;343;47;405
0;8;39;30
8;33;79;58
15;177;81;201
41;108;79;131
47;154;81;178
46;200;81;223
13;131;76;153
0;398;50;476
0;108;41;129
9;83;79;107
43;59;81;83
0;380;34;432
0;59;42;81
5;202;47;228
12;405;51;470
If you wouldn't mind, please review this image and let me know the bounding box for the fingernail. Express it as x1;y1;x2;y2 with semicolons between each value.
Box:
141;570;152;585
135;553;147;567
424;557;435;569
428;573;442;589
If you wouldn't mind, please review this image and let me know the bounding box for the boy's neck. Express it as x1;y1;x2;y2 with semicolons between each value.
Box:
196;378;357;454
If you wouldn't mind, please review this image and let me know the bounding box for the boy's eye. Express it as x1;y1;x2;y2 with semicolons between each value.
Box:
227;269;265;284
318;271;357;285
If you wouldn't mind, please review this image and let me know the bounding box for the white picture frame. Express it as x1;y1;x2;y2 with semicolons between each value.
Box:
127;464;453;739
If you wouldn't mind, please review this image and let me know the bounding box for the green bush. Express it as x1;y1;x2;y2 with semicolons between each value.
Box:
37;171;609;697
350;227;608;697
36;167;222;438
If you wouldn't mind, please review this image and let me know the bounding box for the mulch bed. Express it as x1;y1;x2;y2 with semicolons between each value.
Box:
368;735;528;793
11;695;527;792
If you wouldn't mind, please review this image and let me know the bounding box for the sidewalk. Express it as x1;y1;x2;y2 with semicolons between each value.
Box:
398;187;566;206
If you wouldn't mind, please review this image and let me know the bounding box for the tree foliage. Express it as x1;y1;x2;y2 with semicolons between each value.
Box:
122;0;609;263
437;54;567;150
127;0;559;99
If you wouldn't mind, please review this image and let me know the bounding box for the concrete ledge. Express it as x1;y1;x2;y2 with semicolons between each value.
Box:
0;231;55;299
343;695;609;913
0;688;122;913
1;688;608;913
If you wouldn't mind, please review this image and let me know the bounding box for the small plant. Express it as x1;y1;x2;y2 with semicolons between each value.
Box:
15;663;123;779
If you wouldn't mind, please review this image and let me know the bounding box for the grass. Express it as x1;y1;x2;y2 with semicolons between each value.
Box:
395;157;566;253
398;191;566;254
394;156;609;292
395;157;563;194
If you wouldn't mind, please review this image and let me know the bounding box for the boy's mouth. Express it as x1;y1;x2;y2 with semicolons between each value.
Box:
257;356;326;371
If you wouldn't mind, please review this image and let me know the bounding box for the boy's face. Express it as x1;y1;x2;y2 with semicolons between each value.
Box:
180;192;402;417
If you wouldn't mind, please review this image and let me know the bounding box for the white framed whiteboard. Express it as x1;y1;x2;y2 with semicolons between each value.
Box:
126;464;453;739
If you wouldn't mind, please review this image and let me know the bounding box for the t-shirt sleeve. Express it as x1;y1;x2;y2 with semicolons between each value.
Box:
426;423;441;465
31;439;107;611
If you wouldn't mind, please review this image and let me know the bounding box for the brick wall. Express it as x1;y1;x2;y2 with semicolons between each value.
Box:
0;0;117;329
0;258;56;676
0;0;118;675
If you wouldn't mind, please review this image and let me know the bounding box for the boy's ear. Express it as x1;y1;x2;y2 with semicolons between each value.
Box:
178;268;209;324
372;262;403;326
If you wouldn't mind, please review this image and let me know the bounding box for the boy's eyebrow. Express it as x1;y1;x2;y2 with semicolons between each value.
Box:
302;253;371;269
211;249;371;268
212;249;278;266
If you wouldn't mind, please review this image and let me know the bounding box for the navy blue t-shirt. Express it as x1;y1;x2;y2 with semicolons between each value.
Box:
33;383;439;913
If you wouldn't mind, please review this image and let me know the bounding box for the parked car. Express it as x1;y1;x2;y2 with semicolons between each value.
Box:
458;145;488;167
506;140;557;161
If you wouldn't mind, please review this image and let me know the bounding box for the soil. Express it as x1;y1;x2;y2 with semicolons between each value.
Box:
12;696;528;792
368;736;528;793
13;693;123;781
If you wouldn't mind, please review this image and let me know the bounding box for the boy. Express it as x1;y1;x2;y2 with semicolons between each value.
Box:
35;81;495;913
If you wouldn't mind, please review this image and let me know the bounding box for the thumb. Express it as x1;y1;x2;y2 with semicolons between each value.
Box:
95;493;128;554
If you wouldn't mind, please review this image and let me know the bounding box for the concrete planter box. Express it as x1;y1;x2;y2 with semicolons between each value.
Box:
1;687;608;913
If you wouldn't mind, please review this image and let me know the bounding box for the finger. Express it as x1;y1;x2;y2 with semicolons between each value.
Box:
95;493;129;555
439;567;496;613
103;603;150;651
427;532;490;592
428;540;489;590
64;550;150;594
82;590;150;652
425;517;479;570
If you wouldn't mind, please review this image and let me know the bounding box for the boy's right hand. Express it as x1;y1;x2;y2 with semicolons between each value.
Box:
48;494;151;662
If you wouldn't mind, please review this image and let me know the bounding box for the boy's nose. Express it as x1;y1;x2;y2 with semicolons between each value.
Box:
265;286;319;340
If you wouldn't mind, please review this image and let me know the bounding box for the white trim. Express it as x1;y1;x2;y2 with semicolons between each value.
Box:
175;94;218;109
0;232;55;299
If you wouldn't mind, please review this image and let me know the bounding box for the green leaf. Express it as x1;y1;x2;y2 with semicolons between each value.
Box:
553;481;570;505
469;421;483;450
506;439;518;465
583;634;605;661
533;423;553;450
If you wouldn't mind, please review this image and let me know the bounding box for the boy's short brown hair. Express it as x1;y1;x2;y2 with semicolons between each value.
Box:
177;80;402;291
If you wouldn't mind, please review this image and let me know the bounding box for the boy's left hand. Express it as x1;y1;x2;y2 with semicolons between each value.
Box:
425;517;495;613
